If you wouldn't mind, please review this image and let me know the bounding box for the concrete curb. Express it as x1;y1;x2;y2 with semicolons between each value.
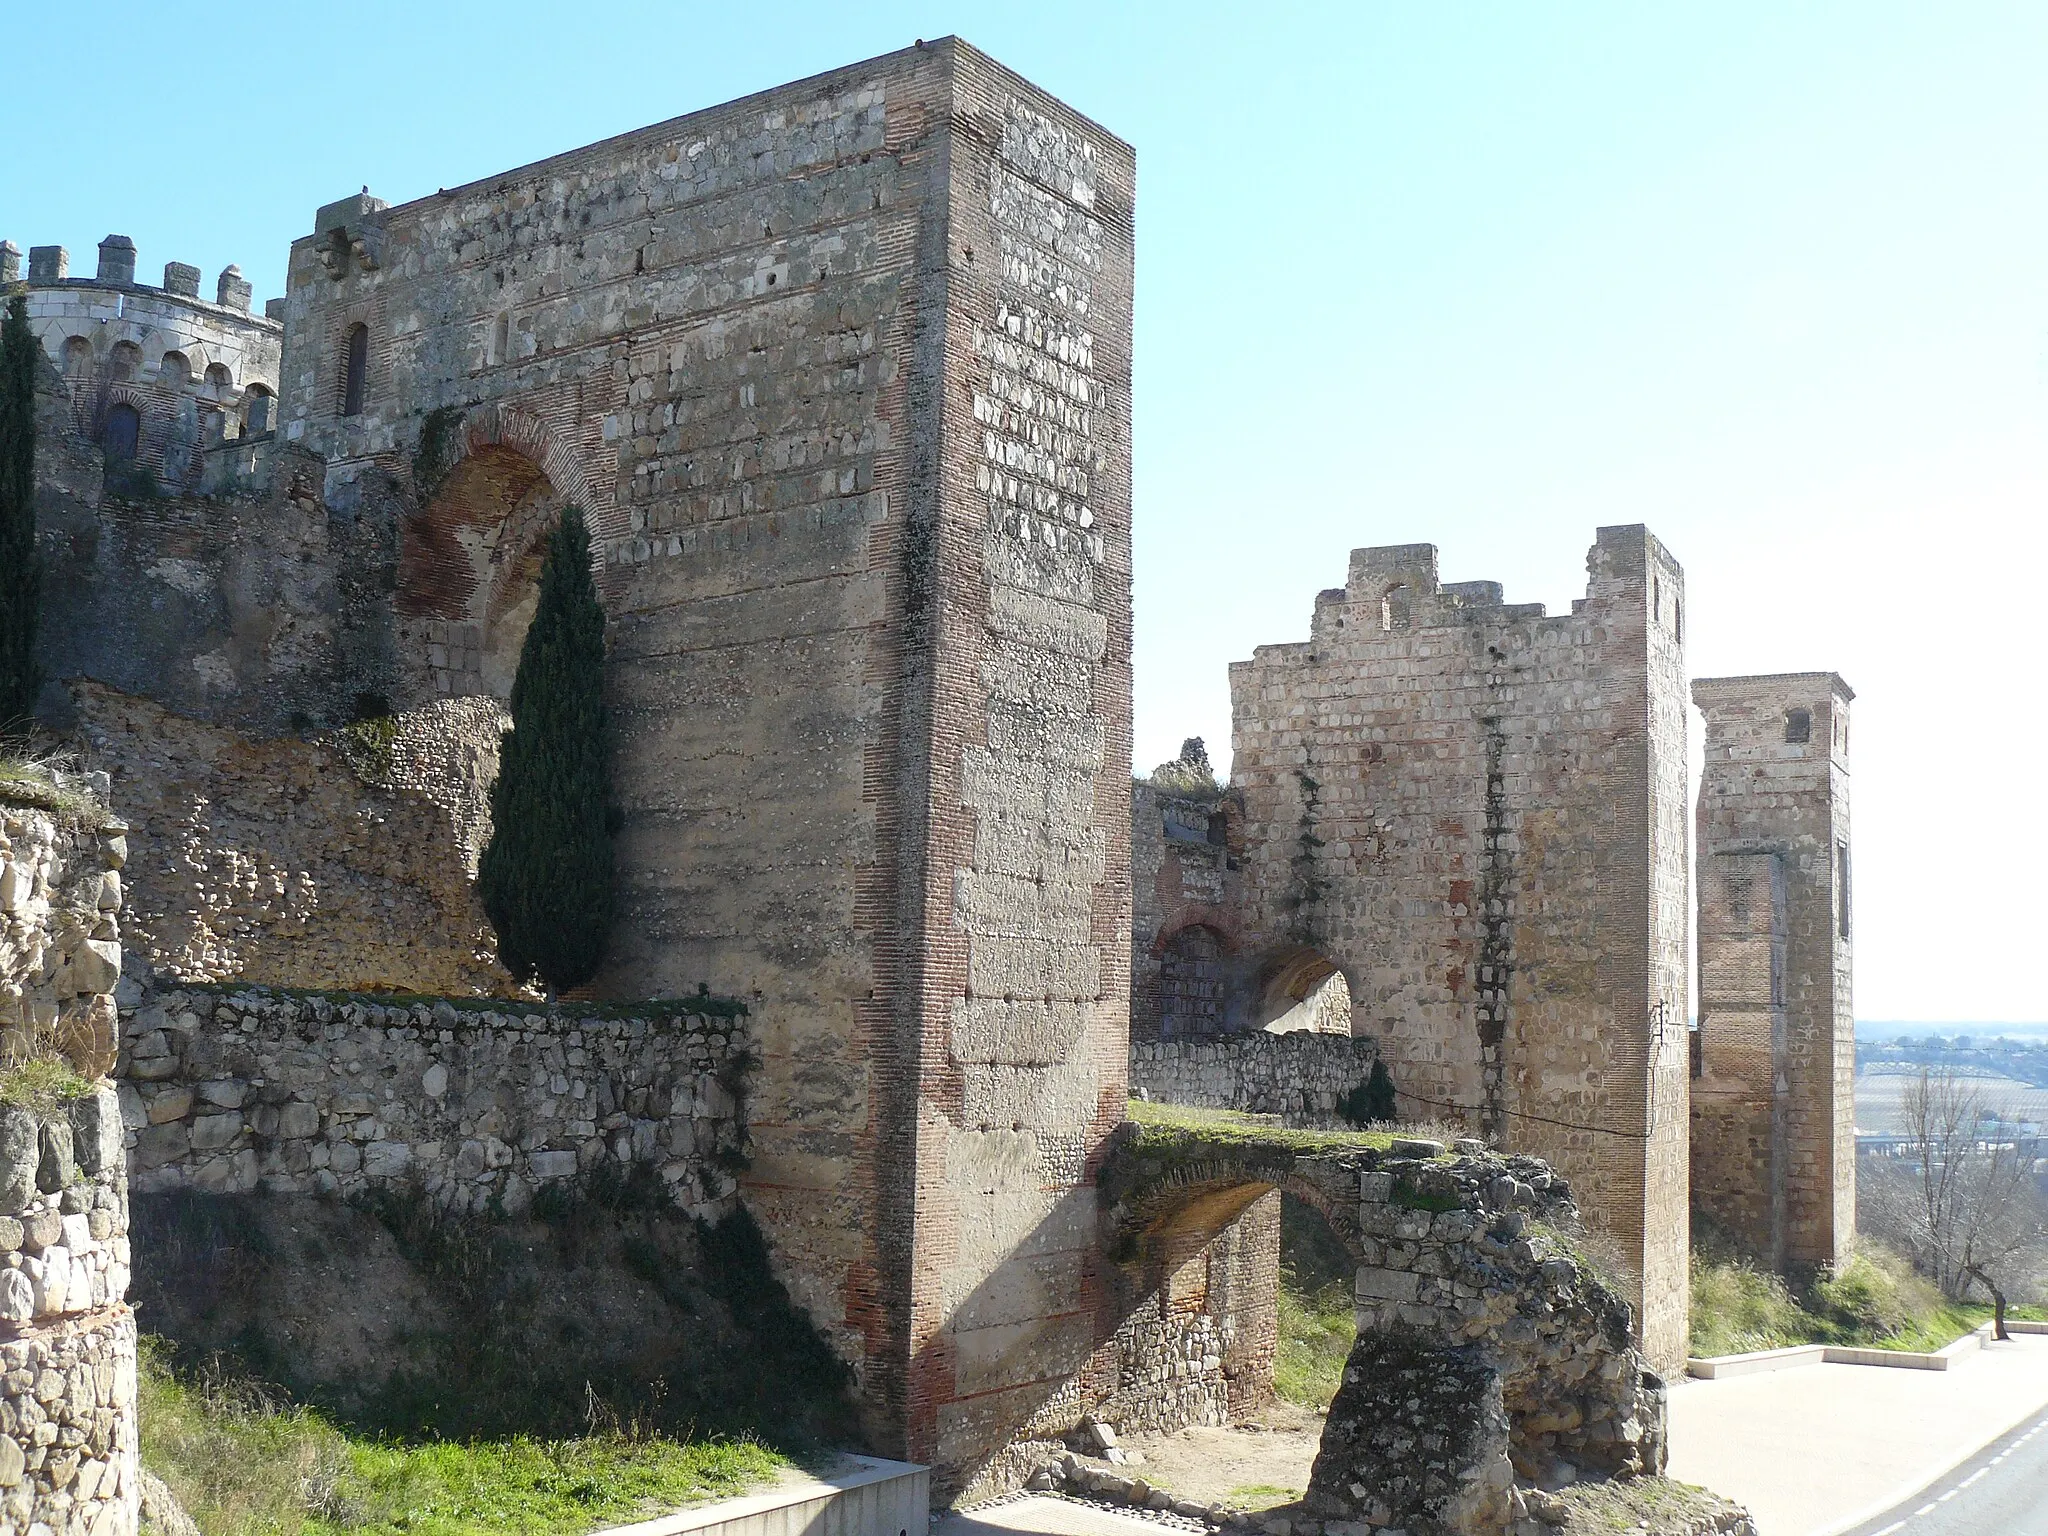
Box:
1687;1318;2048;1379
591;1456;928;1536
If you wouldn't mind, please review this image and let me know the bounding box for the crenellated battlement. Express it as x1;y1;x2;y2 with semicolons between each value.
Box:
5;233;283;493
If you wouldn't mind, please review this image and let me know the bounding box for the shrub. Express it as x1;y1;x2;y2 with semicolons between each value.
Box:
476;505;614;993
1337;1059;1397;1127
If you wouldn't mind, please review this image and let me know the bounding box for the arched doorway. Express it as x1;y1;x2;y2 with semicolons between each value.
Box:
399;442;564;704
1253;946;1353;1035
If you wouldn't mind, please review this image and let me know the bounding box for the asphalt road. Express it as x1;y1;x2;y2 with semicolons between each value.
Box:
1837;1401;2048;1536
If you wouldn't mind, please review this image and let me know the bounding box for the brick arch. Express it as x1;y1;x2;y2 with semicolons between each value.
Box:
450;402;618;550
1103;1156;1365;1273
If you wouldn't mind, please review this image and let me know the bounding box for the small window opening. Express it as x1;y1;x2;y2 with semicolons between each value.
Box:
102;403;141;461
62;337;93;377
1652;576;1662;623
108;341;140;382
1380;583;1408;632
244;385;273;435
1784;708;1811;744
341;323;368;416
488;311;510;366
1837;840;1852;939
1206;812;1228;847
1674;598;1683;642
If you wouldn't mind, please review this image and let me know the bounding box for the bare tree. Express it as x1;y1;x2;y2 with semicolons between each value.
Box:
1862;1066;2047;1339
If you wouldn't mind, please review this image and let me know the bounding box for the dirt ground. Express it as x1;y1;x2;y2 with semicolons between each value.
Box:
1089;1400;1327;1509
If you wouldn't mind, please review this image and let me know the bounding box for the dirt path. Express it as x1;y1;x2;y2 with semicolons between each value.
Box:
1093;1402;1326;1509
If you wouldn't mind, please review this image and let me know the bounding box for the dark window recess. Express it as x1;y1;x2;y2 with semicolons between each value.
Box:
1837;841;1852;939
1784;708;1811;744
1207;812;1229;847
102;403;141;461
342;324;369;416
245;387;272;435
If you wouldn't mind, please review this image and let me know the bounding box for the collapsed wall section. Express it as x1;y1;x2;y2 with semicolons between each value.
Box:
1691;674;1854;1272
71;683;508;996
1227;528;1691;1370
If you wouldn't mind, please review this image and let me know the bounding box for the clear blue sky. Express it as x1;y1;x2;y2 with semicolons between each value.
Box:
9;3;2046;1022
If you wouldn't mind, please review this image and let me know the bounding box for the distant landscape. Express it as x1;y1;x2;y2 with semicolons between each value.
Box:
1852;1023;2048;1135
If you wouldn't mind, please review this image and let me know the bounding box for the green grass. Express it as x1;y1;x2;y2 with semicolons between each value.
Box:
139;1339;785;1536
1272;1194;1359;1411
1223;1485;1300;1511
1689;1238;2045;1358
0;1054;92;1109
1274;1279;1355;1409
0;754;111;826
1122;1099;1427;1157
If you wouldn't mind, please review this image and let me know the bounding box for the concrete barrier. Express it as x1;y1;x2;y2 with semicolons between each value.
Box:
594;1456;928;1536
1689;1320;2046;1378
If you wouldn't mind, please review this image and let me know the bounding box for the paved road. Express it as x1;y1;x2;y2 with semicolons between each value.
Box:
1837;1403;2048;1536
1666;1334;2048;1535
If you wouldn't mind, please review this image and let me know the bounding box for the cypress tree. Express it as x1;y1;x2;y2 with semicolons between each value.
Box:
0;293;39;738
477;504;614;993
1339;1058;1400;1128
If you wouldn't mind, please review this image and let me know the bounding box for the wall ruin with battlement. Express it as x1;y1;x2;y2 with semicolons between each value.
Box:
5;235;280;498
1223;528;1692;1371
26;39;1135;1495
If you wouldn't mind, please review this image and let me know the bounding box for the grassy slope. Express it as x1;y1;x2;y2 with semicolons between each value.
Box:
1272;1195;1359;1410
1689;1238;2043;1357
140;1341;784;1536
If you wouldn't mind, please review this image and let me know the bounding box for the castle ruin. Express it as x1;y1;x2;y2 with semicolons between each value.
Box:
9;32;1837;1521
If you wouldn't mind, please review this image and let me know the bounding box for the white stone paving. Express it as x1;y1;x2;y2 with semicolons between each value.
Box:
1667;1333;2048;1536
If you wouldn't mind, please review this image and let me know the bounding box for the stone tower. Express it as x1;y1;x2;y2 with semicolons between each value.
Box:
1228;526;1692;1370
1691;673;1855;1273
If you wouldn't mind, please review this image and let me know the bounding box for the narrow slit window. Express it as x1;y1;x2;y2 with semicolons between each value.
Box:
342;323;369;416
1837;841;1852;939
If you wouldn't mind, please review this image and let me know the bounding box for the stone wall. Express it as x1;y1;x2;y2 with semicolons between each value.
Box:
1131;1034;1380;1125
0;1093;138;1536
1131;749;1247;1044
116;984;748;1219
1228;528;1691;1370
1097;1188;1279;1434
0;777;140;1536
1;791;126;1073
73;684;509;996
1691;674;1855;1272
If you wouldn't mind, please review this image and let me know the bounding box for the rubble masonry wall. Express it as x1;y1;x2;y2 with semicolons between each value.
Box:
117;985;748;1221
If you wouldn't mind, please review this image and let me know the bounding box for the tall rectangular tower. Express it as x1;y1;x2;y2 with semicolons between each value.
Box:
272;39;1135;1491
1691;673;1855;1272
1229;526;1692;1369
